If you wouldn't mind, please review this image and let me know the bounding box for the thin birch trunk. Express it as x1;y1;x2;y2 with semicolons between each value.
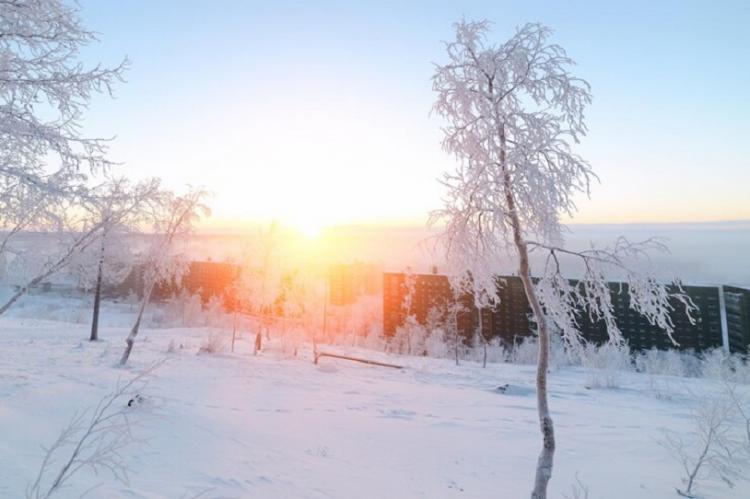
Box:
499;125;555;499
120;277;156;365
453;303;460;366
504;183;555;499
478;310;487;368
518;241;554;499
89;233;107;341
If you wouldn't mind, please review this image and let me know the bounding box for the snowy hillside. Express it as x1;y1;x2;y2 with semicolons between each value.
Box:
2;313;748;498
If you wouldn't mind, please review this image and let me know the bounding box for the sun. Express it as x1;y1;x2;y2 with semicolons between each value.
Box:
294;217;324;239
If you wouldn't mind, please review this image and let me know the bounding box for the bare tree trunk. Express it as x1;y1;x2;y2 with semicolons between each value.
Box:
503;169;555;499
454;328;460;365
322;285;328;343
519;245;555;499
231;310;237;353
494;114;555;497
89;236;106;341
478;310;487;368
254;331;262;355
120;279;155;366
453;305;460;366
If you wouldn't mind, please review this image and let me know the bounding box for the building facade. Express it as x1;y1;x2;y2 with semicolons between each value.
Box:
575;282;723;352
382;271;474;339
724;285;750;353
383;271;749;354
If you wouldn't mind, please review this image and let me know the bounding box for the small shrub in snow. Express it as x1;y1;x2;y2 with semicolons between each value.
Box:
580;343;632;389
549;332;576;371
635;348;686;395
635;348;687;378
681;351;703;378
424;327;450;358
486;337;509;364
508;337;539;365
198;331;225;355
466;335;507;365
700;348;730;381
173;291;204;327
700;348;750;384
204;295;230;328
391;316;428;356
278;329;301;358
360;325;387;351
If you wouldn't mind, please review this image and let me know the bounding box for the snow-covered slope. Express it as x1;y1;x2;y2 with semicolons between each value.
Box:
1;318;748;498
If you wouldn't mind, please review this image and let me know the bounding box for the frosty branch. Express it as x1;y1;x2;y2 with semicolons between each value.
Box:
26;362;161;499
0;0;128;192
529;237;697;349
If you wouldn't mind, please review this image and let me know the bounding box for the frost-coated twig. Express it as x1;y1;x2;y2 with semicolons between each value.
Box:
562;473;590;499
26;361;162;499
660;387;748;497
723;381;750;451
530;238;698;349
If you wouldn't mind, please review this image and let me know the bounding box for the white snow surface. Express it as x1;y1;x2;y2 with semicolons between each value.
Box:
1;309;749;498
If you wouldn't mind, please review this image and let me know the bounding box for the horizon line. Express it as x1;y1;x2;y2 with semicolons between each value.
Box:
194;217;750;235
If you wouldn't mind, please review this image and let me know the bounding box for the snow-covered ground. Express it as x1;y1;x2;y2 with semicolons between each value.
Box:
1;306;749;498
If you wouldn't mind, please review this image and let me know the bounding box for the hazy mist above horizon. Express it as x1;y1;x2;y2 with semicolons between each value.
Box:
184;220;750;288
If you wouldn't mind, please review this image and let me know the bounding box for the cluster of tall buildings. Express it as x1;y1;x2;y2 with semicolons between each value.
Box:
383;271;750;354
110;259;750;354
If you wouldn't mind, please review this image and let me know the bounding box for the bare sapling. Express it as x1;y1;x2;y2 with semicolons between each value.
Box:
660;387;748;497
120;188;209;365
26;363;161;498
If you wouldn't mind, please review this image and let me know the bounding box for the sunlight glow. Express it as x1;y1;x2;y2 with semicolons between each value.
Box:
293;216;324;239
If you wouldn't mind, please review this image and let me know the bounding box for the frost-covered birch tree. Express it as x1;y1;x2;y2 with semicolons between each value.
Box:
0;0;127;208
0;0;127;316
430;21;695;498
120;188;210;366
72;178;161;341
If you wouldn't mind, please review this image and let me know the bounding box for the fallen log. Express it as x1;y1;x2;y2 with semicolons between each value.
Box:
314;351;403;369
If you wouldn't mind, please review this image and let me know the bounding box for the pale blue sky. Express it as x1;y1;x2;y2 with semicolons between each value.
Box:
78;0;750;229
